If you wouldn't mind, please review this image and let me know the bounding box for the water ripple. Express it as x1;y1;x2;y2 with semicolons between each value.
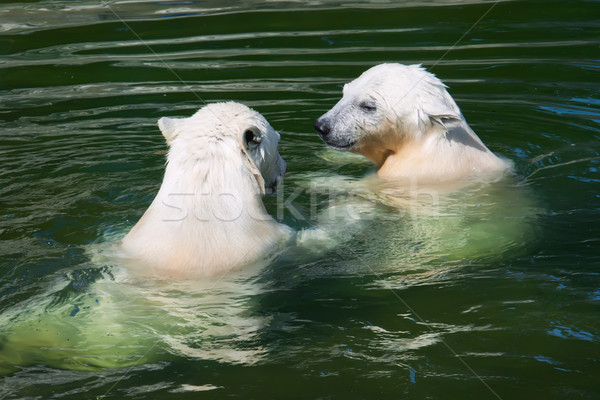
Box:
1;0;599;398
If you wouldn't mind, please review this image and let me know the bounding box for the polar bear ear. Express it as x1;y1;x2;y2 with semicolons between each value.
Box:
157;117;181;143
429;113;462;129
238;128;266;195
243;128;263;149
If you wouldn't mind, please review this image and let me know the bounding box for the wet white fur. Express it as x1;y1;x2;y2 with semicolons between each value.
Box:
120;102;291;278
317;63;511;184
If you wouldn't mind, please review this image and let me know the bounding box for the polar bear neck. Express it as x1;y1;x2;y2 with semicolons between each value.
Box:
120;143;287;277
373;121;510;184
159;151;266;224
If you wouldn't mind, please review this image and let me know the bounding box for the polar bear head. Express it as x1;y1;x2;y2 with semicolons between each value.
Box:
158;102;286;194
314;63;465;165
120;102;290;278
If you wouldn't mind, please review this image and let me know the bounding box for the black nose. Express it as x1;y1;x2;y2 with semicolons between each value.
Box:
314;118;331;137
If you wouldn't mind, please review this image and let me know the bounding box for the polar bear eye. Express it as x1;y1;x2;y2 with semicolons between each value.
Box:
359;100;377;112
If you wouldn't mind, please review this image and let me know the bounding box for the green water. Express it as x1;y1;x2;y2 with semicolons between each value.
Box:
1;0;599;398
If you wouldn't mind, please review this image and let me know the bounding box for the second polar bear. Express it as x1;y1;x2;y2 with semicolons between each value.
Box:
314;63;510;184
120;102;291;278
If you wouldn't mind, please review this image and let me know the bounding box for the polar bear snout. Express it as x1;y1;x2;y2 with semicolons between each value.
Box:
314;114;359;150
314;117;331;138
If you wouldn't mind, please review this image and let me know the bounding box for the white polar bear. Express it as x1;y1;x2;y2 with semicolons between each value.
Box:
119;102;291;278
304;64;538;263
314;63;511;184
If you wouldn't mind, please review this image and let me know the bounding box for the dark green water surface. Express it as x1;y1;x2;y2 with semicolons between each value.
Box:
1;1;599;399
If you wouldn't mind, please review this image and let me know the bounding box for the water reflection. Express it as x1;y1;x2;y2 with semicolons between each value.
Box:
293;149;541;275
0;259;270;373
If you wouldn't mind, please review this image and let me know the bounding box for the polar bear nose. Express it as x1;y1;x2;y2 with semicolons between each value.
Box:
314;118;331;138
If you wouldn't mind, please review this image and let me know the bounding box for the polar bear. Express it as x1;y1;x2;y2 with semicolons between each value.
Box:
305;64;537;263
119;102;291;278
314;63;511;184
